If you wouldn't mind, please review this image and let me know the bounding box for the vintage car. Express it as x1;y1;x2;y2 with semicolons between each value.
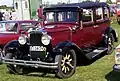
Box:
116;1;120;24
0;2;118;78
113;44;120;71
0;20;41;50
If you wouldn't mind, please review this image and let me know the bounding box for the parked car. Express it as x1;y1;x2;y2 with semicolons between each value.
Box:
113;44;120;71
0;2;118;78
0;20;41;50
116;2;120;24
109;4;116;16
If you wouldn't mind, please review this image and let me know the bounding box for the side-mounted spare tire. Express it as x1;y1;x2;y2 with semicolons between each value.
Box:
55;48;76;78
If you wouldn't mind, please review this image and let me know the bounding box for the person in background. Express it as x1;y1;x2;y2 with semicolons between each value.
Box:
37;5;43;21
0;12;3;21
9;12;12;20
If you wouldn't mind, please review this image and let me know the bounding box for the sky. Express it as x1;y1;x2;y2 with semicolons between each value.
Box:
0;0;116;6
0;0;13;6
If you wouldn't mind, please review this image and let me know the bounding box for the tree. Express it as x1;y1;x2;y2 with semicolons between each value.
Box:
106;0;113;4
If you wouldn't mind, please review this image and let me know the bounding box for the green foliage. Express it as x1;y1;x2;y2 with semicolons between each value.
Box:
0;5;13;10
106;0;113;4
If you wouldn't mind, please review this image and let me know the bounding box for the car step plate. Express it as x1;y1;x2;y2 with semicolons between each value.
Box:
86;48;108;59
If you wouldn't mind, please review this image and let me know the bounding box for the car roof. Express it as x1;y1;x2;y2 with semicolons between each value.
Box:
0;20;39;23
44;1;109;12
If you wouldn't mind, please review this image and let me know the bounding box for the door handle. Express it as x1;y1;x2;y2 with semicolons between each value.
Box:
93;25;99;28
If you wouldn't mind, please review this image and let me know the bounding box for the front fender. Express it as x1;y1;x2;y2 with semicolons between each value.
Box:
3;40;20;54
53;41;84;55
53;41;89;66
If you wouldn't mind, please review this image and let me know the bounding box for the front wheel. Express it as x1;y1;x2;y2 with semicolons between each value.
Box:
5;53;25;74
55;48;76;78
5;53;16;74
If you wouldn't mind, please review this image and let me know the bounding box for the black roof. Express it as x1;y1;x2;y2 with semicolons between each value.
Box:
44;1;109;12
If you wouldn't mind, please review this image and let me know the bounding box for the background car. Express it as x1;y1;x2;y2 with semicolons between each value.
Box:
109;4;116;16
0;20;41;50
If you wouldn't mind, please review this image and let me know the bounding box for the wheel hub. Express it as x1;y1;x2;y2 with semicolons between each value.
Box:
61;54;73;73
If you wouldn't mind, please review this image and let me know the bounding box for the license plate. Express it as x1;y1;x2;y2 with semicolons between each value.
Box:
30;46;46;51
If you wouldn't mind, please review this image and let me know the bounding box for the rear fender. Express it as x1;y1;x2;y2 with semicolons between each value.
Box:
105;27;118;42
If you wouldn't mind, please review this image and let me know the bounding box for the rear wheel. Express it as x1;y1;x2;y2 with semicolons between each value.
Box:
55;48;76;78
107;33;114;54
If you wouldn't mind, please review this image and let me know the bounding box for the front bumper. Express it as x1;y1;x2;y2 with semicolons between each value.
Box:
1;57;58;69
113;64;120;72
0;51;58;69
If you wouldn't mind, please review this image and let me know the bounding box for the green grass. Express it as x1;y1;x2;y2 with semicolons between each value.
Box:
0;22;120;81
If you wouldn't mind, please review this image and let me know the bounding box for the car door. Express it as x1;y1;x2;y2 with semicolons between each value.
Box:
72;9;95;48
93;7;110;45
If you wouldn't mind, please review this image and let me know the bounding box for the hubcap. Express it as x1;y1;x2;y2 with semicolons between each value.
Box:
61;54;74;74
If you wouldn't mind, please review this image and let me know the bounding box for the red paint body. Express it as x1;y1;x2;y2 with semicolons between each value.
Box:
0;20;40;47
44;20;110;48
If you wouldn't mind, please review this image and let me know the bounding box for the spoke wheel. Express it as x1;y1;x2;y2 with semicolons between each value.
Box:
107;33;114;54
55;48;76;78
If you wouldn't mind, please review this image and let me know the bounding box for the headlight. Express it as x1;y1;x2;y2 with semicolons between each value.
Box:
41;34;51;45
18;35;27;45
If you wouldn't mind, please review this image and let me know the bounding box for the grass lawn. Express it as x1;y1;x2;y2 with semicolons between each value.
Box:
0;21;120;81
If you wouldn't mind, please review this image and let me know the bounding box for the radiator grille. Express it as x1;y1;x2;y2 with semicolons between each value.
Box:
30;33;42;45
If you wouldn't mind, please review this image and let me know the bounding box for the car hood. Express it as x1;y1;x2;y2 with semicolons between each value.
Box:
43;24;78;33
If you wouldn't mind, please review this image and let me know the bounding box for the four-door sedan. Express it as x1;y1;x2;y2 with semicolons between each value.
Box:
0;1;118;79
0;20;41;50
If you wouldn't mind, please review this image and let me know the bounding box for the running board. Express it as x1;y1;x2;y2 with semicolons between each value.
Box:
86;48;108;59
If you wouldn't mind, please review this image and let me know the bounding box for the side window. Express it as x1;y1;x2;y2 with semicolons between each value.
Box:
6;23;18;32
46;12;54;22
58;12;64;21
104;7;109;19
82;9;93;22
96;8;103;21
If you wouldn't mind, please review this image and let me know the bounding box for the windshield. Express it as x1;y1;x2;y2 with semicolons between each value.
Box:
20;23;38;31
0;22;38;32
45;11;77;23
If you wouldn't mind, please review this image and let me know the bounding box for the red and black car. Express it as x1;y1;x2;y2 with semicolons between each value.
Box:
0;2;118;78
0;20;41;50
